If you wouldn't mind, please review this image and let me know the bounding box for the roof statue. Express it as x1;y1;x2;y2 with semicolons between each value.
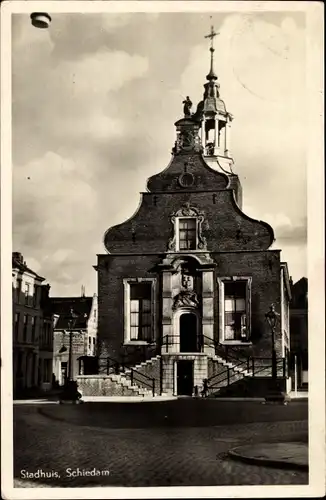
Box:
182;96;193;117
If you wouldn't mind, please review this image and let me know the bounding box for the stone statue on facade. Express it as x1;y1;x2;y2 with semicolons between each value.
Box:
183;96;193;117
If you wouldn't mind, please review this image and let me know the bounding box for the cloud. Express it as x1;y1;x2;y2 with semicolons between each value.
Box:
13;152;98;269
12;13;307;294
180;13;306;224
12;19;149;166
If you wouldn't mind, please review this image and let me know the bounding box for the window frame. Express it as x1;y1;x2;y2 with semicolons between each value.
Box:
31;316;36;343
24;283;30;306
123;278;156;345
217;276;252;345
33;285;38;308
176;217;198;251
16;278;22;303
23;314;28;342
14;312;20;341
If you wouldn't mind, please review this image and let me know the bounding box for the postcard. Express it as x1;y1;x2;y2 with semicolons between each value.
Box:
1;1;324;498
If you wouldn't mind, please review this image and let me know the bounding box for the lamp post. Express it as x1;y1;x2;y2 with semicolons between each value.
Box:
67;308;78;383
265;304;280;380
59;308;82;403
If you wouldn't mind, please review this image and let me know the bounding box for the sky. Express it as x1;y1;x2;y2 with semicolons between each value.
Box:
12;10;307;296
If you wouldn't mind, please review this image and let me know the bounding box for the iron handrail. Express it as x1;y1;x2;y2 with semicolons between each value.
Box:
202;335;250;364
207;358;250;386
207;358;285;390
125;367;156;397
160;334;203;352
98;355;156;396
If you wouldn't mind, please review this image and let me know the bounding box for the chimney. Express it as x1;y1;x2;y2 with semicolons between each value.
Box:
13;252;24;264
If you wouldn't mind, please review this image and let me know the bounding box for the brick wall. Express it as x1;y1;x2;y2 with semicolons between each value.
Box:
76;375;138;397
104;190;273;254
127;356;162;395
53;330;87;356
98;249;283;362
207;358;244;392
213;250;282;359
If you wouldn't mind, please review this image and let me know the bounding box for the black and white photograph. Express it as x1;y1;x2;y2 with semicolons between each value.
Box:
1;1;324;498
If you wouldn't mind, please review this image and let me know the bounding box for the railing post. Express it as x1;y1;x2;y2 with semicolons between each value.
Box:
160;355;163;395
227;367;230;385
283;357;286;377
247;357;249;372
252;357;255;377
107;358;110;375
166;335;168;353
131;369;134;386
152;378;155;397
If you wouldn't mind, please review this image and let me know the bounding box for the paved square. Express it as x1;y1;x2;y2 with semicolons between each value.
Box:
14;400;308;487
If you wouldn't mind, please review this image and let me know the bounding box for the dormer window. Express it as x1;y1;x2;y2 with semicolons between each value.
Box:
178;218;197;250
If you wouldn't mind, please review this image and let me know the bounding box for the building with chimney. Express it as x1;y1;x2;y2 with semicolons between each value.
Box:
12;252;55;396
79;28;292;398
52;294;98;385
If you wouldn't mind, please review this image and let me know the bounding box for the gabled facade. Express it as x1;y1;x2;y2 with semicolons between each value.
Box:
95;30;292;397
52;294;98;385
12;252;55;396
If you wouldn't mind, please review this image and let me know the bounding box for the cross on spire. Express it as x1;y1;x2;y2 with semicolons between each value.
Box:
205;25;219;50
205;23;219;81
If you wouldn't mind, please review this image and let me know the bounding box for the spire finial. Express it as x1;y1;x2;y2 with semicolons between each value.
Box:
205;23;219;81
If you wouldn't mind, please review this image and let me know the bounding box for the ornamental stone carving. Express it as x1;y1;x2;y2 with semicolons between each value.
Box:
181;274;194;291
174;129;203;154
173;290;199;310
168;203;207;251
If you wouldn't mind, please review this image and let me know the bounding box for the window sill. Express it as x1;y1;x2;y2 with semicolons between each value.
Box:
124;341;155;346
220;341;252;346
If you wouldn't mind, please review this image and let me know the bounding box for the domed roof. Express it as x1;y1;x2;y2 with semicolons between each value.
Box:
203;96;227;115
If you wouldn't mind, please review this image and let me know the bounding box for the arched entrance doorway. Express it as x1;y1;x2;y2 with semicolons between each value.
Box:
179;312;198;352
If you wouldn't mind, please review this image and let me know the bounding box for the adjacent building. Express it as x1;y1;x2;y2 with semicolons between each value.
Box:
52;294;98;385
91;31;292;397
12;252;55;396
290;277;308;390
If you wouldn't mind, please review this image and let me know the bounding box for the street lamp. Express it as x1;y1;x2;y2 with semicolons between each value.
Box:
265;304;280;380
30;13;52;29
67;308;78;382
59;308;82;404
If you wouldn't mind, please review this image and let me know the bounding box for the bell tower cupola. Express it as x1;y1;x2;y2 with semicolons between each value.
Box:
193;25;234;174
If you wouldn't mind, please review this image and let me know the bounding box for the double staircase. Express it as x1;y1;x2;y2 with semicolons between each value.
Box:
77;342;287;398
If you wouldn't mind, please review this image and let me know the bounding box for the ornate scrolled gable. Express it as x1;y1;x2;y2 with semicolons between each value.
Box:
168;203;207;251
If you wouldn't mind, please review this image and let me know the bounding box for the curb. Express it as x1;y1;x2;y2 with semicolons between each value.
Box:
228;444;308;471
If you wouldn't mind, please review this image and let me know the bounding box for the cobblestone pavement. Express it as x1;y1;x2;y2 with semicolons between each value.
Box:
13;402;308;487
35;398;308;428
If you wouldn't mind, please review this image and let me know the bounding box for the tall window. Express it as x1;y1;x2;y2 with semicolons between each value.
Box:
130;283;152;341
16;279;22;303
31;317;36;342
23;315;28;342
224;281;247;341
14;313;20;341
24;283;30;305
88;336;91;353
33;285;39;308
92;337;96;355
178;218;197;250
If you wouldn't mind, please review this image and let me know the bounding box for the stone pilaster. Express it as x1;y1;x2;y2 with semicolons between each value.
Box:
202;270;215;355
162;271;173;353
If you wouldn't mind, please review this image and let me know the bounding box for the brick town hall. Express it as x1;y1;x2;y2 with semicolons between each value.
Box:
79;27;292;398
